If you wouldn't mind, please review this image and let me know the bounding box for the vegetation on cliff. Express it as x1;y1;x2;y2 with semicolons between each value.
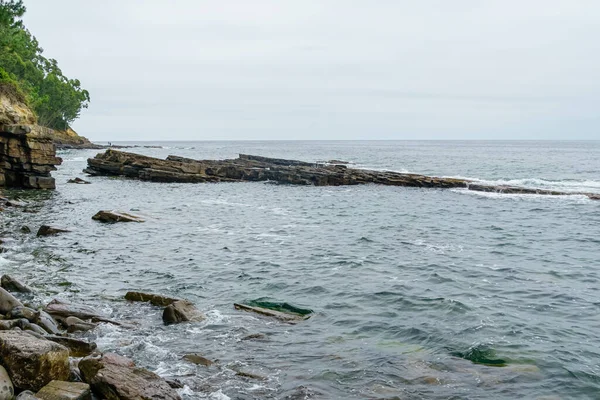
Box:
0;0;89;130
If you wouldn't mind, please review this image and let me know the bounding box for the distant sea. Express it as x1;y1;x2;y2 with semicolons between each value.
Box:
2;141;600;399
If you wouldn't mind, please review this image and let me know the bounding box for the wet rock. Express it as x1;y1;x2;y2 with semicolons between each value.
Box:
36;226;70;237
66;177;90;184
79;353;180;400
0;320;18;330
20;225;31;234
241;333;267;341
0;287;23;314
182;354;214;367
234;303;310;324
36;380;91;400
63;317;96;334
0;365;14;400
162;300;205;325
91;210;144;223
44;336;97;358
1;275;33;293
233;369;267;381
164;378;183;389
45;300;102;321
15;319;48;336
0;330;70;391
36;312;61;335
15;390;37;400
124;291;180;306
7;306;40;322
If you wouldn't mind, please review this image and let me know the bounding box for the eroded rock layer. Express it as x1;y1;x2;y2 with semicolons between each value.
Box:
0;124;62;189
85;150;600;200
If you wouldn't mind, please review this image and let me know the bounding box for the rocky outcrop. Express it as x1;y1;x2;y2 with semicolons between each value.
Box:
36;380;91;400
85;150;600;200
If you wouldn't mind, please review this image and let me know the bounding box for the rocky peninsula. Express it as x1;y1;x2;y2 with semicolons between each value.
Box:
85;150;600;200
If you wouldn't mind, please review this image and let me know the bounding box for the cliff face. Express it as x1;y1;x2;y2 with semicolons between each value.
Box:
0;89;62;189
52;126;98;149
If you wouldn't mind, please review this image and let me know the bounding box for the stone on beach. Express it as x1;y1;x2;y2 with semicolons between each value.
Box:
37;226;70;237
36;380;91;400
0;287;23;314
0;331;70;391
63;317;96;333
91;210;144;223
124;291;180;306
44;336;97;357
45;299;102;321
1;275;33;293
234;303;311;323
78;353;181;400
162;300;205;325
0;365;14;400
7;306;40;322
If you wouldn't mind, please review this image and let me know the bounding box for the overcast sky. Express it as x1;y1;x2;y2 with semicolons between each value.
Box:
23;0;600;141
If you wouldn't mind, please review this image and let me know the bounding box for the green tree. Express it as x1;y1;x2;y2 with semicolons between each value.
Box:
0;0;89;129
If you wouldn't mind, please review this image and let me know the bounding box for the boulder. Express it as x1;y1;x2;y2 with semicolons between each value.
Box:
63;317;96;334
15;391;37;400
0;320;18;331
0;331;70;391
233;303;310;324
36;380;91;400
36;312;61;335
162;300;205;325
7;306;40;322
124;291;180;306
45;300;102;321
91;211;144;223
36;226;70;237
0;287;23;314
1;275;33;293
0;365;14;400
78;353;180;400
44;337;97;357
15;319;48;336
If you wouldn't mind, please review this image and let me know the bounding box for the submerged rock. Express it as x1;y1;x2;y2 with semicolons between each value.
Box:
36;380;91;400
124;291;180;306
182;353;214;367
0;287;23;314
91;210;144;223
0;331;70;391
36;226;70;237
66;177;90;184
162;300;205;325
1;275;33;293
234;303;311;324
79;353;180;400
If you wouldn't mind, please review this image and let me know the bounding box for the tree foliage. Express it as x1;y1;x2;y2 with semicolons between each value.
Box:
0;0;89;129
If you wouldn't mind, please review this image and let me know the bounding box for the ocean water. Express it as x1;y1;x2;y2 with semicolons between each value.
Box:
1;140;600;399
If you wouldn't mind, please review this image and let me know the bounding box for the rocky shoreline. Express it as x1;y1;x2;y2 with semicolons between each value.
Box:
85;149;600;200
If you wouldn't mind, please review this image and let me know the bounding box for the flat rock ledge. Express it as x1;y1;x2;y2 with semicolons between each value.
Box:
85;150;600;200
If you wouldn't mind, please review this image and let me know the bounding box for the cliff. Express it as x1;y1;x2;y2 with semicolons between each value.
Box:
52;126;100;149
0;86;62;189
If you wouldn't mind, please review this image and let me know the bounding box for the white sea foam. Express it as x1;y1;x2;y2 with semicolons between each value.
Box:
450;188;592;202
